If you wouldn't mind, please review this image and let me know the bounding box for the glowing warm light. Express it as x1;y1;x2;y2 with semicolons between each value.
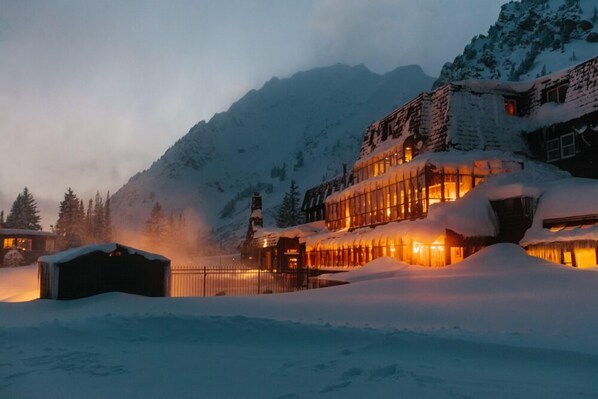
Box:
574;248;596;268
504;99;516;115
262;239;267;248
390;245;396;253
404;147;412;162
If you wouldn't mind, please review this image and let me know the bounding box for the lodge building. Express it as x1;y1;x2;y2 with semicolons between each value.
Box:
245;56;598;270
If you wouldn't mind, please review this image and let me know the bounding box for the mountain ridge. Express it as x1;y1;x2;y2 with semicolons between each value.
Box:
111;63;436;247
434;0;598;87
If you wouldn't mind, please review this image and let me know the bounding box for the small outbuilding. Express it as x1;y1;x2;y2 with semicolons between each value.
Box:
38;243;171;300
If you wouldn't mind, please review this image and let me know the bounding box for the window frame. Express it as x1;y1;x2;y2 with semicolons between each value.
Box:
560;132;575;159
546;137;560;162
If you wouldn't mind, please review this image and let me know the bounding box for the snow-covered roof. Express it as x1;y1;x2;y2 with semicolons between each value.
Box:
358;56;598;162
328;150;524;204
38;243;170;266
520;178;598;246
0;229;57;237
253;220;327;242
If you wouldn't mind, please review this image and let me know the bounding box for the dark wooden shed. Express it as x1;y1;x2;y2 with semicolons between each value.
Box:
38;243;170;300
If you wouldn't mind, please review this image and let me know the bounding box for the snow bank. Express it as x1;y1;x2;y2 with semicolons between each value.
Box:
3;244;598;396
321;256;416;283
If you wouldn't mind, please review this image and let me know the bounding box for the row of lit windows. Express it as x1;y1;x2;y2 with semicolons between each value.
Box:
326;165;485;231
353;146;413;184
3;238;32;251
304;239;459;268
2;238;55;251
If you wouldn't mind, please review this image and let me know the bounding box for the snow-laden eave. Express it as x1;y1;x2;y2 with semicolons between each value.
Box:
520;178;598;247
0;229;57;237
524;103;598;133
252;220;327;241
520;227;598;247
327;150;523;204
450;79;533;95
38;243;170;266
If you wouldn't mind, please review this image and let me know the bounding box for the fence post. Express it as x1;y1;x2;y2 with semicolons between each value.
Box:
203;266;207;297
257;266;261;295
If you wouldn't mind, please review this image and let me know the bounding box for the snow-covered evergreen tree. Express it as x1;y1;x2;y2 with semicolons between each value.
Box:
84;198;93;242
143;202;166;248
6;187;42;230
55;188;84;249
104;192;112;242
92;192;105;242
276;180;303;228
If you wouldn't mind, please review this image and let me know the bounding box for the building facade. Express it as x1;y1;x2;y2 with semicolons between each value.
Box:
267;56;598;269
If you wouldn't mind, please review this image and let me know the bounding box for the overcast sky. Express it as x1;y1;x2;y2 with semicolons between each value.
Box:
0;0;505;229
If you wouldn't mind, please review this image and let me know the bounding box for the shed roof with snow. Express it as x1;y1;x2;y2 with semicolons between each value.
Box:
38;243;170;300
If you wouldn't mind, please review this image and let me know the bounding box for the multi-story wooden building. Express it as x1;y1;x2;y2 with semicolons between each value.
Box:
270;56;598;269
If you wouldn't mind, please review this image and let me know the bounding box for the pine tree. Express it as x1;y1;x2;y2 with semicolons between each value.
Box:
55;188;84;249
104;192;112;242
6;187;42;230
143;202;166;248
84;199;93;242
276;180;303;228
92;192;105;242
0;210;4;228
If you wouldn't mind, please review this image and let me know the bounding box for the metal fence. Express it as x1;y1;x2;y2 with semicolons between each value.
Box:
170;266;345;297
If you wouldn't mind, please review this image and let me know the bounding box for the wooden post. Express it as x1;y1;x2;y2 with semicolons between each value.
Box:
203;266;207;297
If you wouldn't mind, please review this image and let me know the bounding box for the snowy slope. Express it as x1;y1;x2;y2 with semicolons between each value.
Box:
110;64;435;247
2;244;598;397
434;0;598;87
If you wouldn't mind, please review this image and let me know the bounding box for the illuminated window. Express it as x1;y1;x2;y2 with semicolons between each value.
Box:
2;238;32;251
504;99;517;116
574;247;597;268
404;147;412;162
562;251;573;266
444;173;457;201
428;173;442;205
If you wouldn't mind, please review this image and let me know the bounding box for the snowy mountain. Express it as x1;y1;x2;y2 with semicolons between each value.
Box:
111;64;435;247
434;0;598;87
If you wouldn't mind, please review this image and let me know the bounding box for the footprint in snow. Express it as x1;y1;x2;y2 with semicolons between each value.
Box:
368;364;403;380
340;367;362;379
312;361;337;372
319;381;351;393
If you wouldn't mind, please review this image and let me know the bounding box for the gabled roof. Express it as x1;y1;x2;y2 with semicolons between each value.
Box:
38;242;169;266
0;228;56;238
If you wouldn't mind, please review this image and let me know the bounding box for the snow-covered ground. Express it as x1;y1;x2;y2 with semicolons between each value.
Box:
1;244;597;398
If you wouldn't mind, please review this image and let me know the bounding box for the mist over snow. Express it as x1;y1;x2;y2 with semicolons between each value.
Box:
0;0;505;229
110;64;435;245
